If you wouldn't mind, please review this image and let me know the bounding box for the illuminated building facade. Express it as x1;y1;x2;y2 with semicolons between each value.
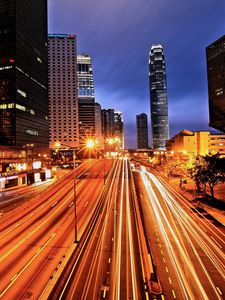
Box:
206;35;225;133
149;44;169;150
77;54;95;146
0;0;48;152
136;113;148;149
166;130;225;157
48;34;79;149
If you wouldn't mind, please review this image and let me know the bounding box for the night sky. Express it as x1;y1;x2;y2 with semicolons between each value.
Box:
48;0;225;148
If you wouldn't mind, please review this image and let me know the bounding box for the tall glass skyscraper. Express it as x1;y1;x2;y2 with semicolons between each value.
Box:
149;44;169;150
0;0;48;151
77;54;95;146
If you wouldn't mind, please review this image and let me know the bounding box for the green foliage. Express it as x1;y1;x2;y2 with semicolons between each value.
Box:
188;153;225;198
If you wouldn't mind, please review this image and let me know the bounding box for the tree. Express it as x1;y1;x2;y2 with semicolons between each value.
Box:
189;153;225;199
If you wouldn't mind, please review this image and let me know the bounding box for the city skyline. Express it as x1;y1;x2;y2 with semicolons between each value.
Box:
48;0;225;148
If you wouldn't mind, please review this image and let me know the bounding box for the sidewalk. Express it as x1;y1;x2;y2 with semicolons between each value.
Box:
168;177;225;227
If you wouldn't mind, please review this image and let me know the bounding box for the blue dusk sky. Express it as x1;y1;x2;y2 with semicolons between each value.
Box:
48;0;225;148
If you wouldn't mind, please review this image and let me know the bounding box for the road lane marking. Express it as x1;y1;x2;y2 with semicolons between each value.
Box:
163;257;166;263
145;291;149;300
168;277;172;284
172;290;176;298
0;233;56;298
216;287;222;295
161;250;164;255
10;274;18;281
0;193;73;262
159;243;161;248
161;295;165;300
165;267;169;273
108;258;111;263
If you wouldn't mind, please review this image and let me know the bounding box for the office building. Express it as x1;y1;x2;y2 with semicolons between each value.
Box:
114;111;124;149
0;0;48;155
101;109;115;138
48;34;79;149
149;44;169;150
95;103;104;149
136;113;148;149
206;35;225;132
77;54;95;146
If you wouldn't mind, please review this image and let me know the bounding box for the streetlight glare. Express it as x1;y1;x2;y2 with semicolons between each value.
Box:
86;139;95;148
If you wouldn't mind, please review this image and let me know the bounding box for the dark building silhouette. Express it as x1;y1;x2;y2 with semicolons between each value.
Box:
136;113;148;149
114;111;124;149
0;0;48;152
149;44;169;150
206;35;225;133
101;109;115;138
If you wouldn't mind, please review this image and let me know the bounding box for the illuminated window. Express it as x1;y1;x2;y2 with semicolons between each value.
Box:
17;89;27;98
16;104;26;111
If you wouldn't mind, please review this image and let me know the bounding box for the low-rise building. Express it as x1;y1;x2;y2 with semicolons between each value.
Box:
166;130;225;157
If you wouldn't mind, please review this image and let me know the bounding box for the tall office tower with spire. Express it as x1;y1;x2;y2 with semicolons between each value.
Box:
149;44;169;150
136;113;148;149
48;34;79;149
77;54;95;146
0;0;48;155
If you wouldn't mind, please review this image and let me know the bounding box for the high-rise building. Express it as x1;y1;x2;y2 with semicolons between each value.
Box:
101;109;114;138
0;0;48;153
77;54;95;146
95;103;104;149
149;44;169;150
114;111;124;149
136;113;148;149
206;35;225;133
48;34;79;149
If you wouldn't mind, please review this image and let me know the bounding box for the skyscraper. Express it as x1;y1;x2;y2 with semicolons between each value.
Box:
136;113;148;149
206;35;225;133
48;34;79;149
95;103;104;149
114;111;124;149
149;44;169;150
101;109;115;138
0;0;48;153
77;54;95;146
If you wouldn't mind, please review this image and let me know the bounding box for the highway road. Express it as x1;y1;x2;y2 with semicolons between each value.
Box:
134;168;225;300
0;159;112;299
55;158;147;300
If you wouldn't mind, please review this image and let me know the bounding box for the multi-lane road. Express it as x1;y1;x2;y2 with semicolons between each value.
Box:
0;159;112;299
134;168;225;300
55;158;147;300
0;159;224;300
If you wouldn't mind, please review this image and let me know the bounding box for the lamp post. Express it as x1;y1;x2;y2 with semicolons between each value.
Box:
55;142;78;243
72;148;78;243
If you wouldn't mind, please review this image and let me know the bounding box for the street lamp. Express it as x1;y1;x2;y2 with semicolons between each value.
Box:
55;142;78;243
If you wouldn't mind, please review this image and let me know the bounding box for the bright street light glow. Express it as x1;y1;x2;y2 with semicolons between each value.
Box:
86;139;95;148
